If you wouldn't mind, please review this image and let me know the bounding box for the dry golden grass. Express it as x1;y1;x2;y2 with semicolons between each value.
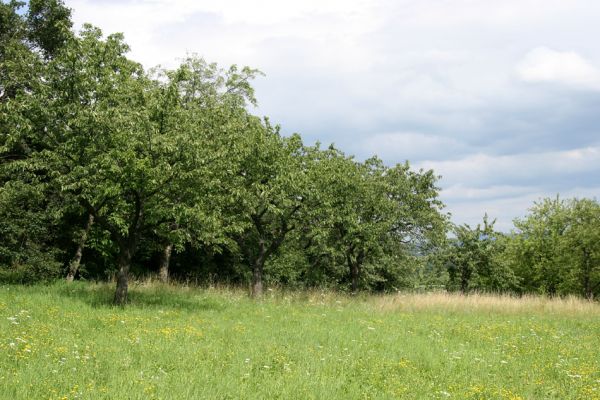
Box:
370;291;600;315
111;276;600;317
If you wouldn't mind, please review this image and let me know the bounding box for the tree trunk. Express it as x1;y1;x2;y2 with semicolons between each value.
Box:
460;275;468;294
159;243;173;283
460;266;470;294
582;249;593;300
351;262;360;293
114;242;134;305
251;262;263;298
251;241;266;298
346;247;366;295
113;192;144;306
66;213;94;282
346;251;361;294
583;272;592;300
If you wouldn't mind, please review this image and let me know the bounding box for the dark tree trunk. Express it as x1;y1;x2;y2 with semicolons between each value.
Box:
583;272;592;300
351;262;359;293
113;192;144;305
582;249;593;300
247;206;299;298
159;243;173;283
66;213;94;282
114;242;134;305
347;248;364;294
460;266;470;294
251;262;263;298
251;241;266;298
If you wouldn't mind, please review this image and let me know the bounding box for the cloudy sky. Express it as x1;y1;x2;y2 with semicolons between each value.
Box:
65;0;600;230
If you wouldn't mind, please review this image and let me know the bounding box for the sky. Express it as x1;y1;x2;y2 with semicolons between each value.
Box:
64;0;600;231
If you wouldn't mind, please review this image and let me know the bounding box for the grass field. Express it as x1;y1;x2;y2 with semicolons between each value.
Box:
1;282;599;399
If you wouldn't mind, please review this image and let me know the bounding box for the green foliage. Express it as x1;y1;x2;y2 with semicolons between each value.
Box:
26;0;73;57
443;215;517;293
507;197;600;298
0;0;72;283
0;179;63;283
564;199;600;298
295;148;448;292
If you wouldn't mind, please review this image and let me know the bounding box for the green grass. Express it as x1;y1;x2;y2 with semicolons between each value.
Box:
1;282;599;399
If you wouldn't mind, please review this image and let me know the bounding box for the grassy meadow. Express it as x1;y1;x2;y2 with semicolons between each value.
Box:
1;282;599;399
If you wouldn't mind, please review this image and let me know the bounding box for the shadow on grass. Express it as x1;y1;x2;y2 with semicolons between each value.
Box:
54;281;227;312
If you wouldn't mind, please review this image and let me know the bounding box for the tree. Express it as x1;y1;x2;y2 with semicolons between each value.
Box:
444;215;515;294
334;157;393;292
0;0;73;281
508;197;571;295
564;199;600;299
507;197;600;298
0;174;64;282
233;124;309;297
300;150;447;293
381;162;449;290
145;57;264;284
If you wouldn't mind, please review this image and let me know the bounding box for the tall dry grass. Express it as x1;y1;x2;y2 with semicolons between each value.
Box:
107;276;600;316
370;291;600;315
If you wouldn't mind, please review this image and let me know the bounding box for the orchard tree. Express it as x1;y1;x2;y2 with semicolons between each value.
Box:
37;25;147;288
564;199;600;299
301;151;447;292
381;163;448;289
148;57;264;283
444;215;515;293
508;197;570;295
0;0;73;280
333;157;394;292
233;123;310;297
507;197;600;298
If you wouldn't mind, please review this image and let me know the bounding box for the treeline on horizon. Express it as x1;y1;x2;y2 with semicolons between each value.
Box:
1;1;599;304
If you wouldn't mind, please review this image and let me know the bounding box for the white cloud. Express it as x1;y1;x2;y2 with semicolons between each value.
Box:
516;47;600;90
442;184;537;202
66;0;382;68
419;147;600;230
354;132;470;162
417;146;600;187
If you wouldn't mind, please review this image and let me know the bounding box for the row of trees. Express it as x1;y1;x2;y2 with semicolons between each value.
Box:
442;198;600;299
0;0;448;303
1;1;599;302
